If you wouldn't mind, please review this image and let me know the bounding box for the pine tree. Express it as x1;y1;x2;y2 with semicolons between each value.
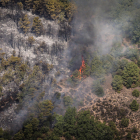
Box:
25;0;33;10
32;0;46;16
32;17;43;36
27;36;35;47
19;14;31;34
46;0;61;20
1;0;11;7
65;2;77;22
17;2;23;10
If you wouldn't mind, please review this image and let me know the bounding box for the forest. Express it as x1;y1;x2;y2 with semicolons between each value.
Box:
0;0;140;140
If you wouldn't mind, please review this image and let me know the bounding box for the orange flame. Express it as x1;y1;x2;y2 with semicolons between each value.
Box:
70;56;86;80
78;56;86;80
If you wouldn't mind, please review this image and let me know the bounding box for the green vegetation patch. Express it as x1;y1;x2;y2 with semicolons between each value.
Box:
121;118;129;127
63;96;73;107
122;62;139;88
112;75;123;92
92;81;104;97
132;89;140;97
130;100;139;111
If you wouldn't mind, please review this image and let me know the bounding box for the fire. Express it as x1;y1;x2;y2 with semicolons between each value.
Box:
78;56;86;79
71;56;86;80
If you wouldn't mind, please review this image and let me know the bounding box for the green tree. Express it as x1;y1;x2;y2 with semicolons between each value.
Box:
124;48;139;61
71;69;80;84
0;0;10;7
65;2;77;22
132;89;139;97
24;123;33;139
32;0;46;15
19;14;31;34
0;128;3;137
91;56;104;78
13;131;24;140
64;107;76;125
55;115;64;131
126;77;133;88
83;63;91;77
30;118;39;132
75;110;114;140
37;100;54;121
122;62;139;88
17;2;23;10
32;17;43;36
40;126;49;133
27;36;35;47
112;75;123;92
137;59;140;67
25;0;33;10
46;0;61;20
130;100;139;111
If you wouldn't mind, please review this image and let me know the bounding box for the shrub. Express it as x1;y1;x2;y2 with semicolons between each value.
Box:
63;96;73;107
55;71;61;77
121;118;129;127
78;101;84;106
131;127;138;133
130;100;139;111
132;89;139;97
126;132;131;140
92;81;104;97
55;92;61;99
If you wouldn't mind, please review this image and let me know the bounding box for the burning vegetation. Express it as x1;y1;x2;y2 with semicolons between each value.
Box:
71;56;86;80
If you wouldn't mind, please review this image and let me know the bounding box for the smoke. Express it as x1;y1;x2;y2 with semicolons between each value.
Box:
58;0;138;110
1;0;139;133
66;0;137;71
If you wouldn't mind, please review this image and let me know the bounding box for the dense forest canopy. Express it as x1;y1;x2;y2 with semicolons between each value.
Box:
0;0;77;22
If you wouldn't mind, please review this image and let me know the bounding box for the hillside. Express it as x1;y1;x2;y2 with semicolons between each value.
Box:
1;0;140;140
